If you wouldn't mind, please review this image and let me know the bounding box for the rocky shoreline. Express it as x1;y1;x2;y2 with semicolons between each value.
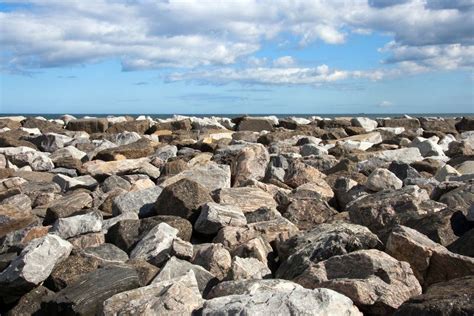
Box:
0;114;473;315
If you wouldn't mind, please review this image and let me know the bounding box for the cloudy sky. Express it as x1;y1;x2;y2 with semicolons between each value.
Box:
0;0;473;114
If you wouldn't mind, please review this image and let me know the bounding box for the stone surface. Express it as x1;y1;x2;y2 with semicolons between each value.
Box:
284;160;326;188
218;187;277;213
229;256;272;281
0;234;72;298
232;143;269;185
112;185;162;217
194;202;247;235
0;205;35;238
51;210;102;239
293;249;421;314
193;243;232;281
44;191;93;224
155;178;213;222
6;285;53;315
130;222;178;265
366;168;403;191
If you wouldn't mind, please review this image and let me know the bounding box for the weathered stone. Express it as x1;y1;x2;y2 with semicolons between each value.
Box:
68;232;105;249
102;270;203;316
194;202;247;235
218;187;277;213
439;183;473;212
371;147;424;164
294;249;421;314
6;285;53;316
44;191;92;224
82;158;154;177
202;286;362;316
283;195;338;230
207;278;302;299
106;119;150;134
66;118;109;133
394;276;474;316
51;210;102;239
126;259;160;286
130;222;178;265
232;143;269;185
95;138;158;161
448;228;474;257
229;256;271;280
410;137;446;157
152;256;217;295
101;174;131;192
0;205;35;238
238;117;274;132
276;223;383;280
352;117;378;132
52;174;98;191
46;254;101;291
170;238;193;260
193;243;232;281
42;265;140;315
112;186;162;217
366;168;403;191
0;234;72;298
154;178;213;222
382;117;420;129
284;160;326;188
455;116;474;132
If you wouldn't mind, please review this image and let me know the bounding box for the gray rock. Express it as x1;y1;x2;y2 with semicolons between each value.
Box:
52;174;98;191
81;243;129;264
154;144;178;161
229;256;271;281
42;265;140;315
218;187;277;213
0;193;32;211
0;234;72;298
366;168;403;192
130;222;178;265
300;144;328;157
112;186;162;217
202;286;362;316
207;278;303;298
294;249;421;315
44;191;93;224
152;256;217;295
51;210;103;239
194;202;247;235
372;147;424;164
351;117;378;132
193;243;232;281
101;175;131;192
434;164;461;182
102;270;203;315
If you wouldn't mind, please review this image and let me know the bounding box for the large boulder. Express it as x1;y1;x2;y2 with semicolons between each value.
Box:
0;205;35;238
51;210;103;239
112;186;162;217
194;202;247;235
44;191;93;224
293;249;421;314
366;168;403;192
66;118;109;133
231;143;269;185
94;138;158;161
217;187;277;213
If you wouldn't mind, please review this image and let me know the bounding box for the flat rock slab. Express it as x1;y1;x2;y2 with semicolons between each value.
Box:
112;186;162;217
44;192;92;224
51;210;102;239
218;187;277;213
42;265;140;315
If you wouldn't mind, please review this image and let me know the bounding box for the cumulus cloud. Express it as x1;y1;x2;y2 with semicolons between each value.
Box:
0;0;472;83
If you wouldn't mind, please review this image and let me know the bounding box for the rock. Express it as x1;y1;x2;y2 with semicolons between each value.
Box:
0;234;72;298
192;243;232;281
46;254;102;291
448;228;474;257
66;118;109;133
106;119;150;134
112;186;162;217
0;205;35;238
68;232;105;249
154;144;177;161
42;265;140;315
152;256;217;295
202;286;362;316
284;160;326;188
207;278;302;298
455;116;474;132
6;285;53;316
218;187;277;213
44;191;92;224
82;158;155;177
434;164;461;182
30;133;73;152
101;174;131;192
394;276;474;316
0;225;50;255
300;144;328;157
51;210;102;239
409;137;446;157
237;117;274;132
130;222;178;265
126;259;160;286
95;138;158;160
382;117;420;129
231;143;269;185
331;132;383;151
293;249;421;314
159;162;231;191
229;256;271;280
9;150;54;171
102;211;139;232
388;161;421;181
439;183;473;211
154;178;213;222
81;243;129;264
102;270;203;316
352;117;378;132
170;238;193;260
283;195;338;230
276;223;383;280
372;147;424;164
52;174;98;191
194;202;247;235
366;168;403;191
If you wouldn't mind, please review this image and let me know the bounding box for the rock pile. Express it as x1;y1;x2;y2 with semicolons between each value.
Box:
0;114;473;315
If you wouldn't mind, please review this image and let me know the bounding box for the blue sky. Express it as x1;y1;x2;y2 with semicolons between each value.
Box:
0;0;473;114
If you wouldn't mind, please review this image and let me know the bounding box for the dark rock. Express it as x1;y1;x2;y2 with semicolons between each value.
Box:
95;138;158;161
237;117;274;132
419;117;457;134
0;205;35;238
382;117;420;129
81;243;129;264
46;255;101;291
388;161;421;181
455;116;474;132
154;178;213;222
448;229;474;257
44;191;92;224
66;118;109;133
22;118;64;134
283;195;338;230
6;285;53;316
107;120;150;134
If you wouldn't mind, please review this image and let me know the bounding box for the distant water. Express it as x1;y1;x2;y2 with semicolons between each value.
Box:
1;113;472;120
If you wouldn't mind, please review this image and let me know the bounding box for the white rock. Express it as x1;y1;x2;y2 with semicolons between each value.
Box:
439;134;457;152
111;131;141;146
51;211;103;239
230;257;271;280
373;147;423;164
351;117;378;132
53;174;98;191
366;168;403;192
160;162;231;191
130;223;178;265
434;164;461;182
194;202;247;235
410;137;445;157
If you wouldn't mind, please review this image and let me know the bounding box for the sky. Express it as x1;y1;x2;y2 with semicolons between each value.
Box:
0;0;473;114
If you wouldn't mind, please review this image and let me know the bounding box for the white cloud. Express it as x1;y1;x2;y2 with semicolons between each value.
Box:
273;56;296;67
378;100;393;107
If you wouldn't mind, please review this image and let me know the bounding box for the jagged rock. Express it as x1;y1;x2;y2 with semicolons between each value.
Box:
170;238;193;260
237;117;274;132
0;225;50;255
126;259;160;286
218;187;277;213
410;137;446;157
46;255;102;291
293;249;421;314
193;243;232;281
202;286;362;316
112;186;162;217
352;117;378;132
284;160;326;188
159;162;231;191
107;119;150;134
300;144;328;157
371;147;424;164
44;191;93;224
6;285;53;316
0;234;72;299
439;183;473;212
52;174;98;191
130;222;178;265
82;158;157;177
283;195;338;230
51;210;102;239
366;168;403;191
455;116;474;132
276;223;383;280
80;243;129;264
395;276;474;316
207;278;302;298
382;117;420;129
232;236;273;266
42;265;140;315
194;202;247;235
101;174;131;192
66;118;109;133
155;178;213;222
95;138;158;160
102;270;203;316
154;144;178;161
229;256;271;280
152;256;217;295
232;143;269;185
0;205;35;238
